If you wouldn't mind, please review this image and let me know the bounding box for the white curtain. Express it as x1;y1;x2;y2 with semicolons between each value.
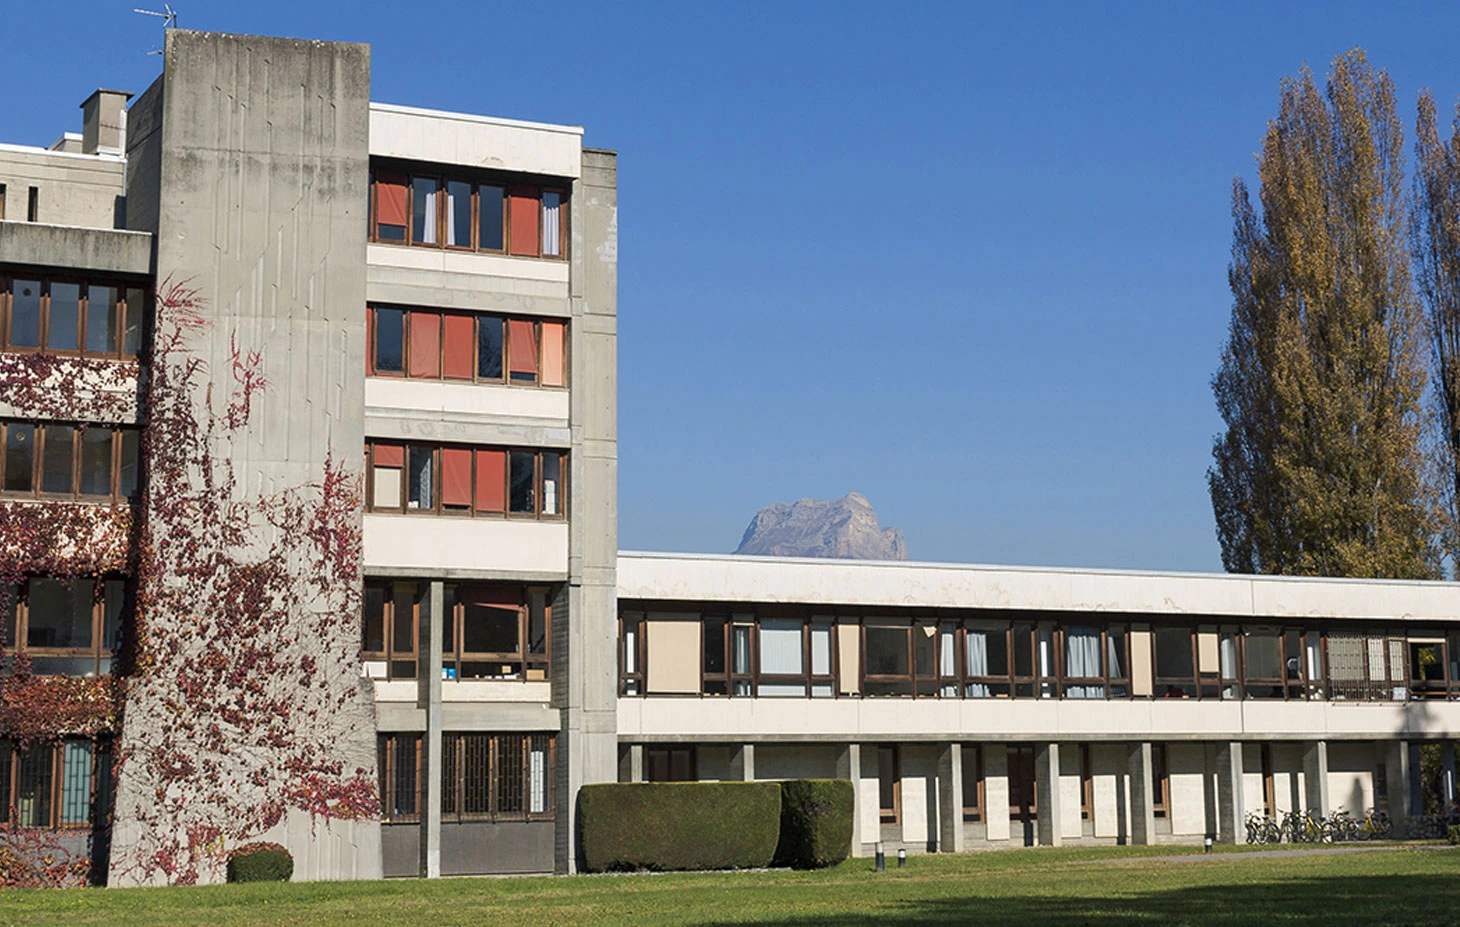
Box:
1219;633;1238;699
965;630;990;698
542;192;561;256
421;188;437;244
1038;629;1055;698
810;623;831;676
529;742;547;813
446;190;458;246
1064;627;1103;698
939;628;957;696
759;619;802;675
732;625;752;679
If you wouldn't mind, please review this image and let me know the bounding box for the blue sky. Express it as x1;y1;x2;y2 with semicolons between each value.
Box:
6;1;1460;571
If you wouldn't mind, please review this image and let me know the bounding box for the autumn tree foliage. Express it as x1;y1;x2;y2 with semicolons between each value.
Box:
1210;49;1440;579
1412;90;1460;570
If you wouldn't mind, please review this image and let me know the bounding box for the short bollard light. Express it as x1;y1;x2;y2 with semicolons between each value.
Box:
875;841;885;872
1204;836;1213;854
897;848;907;869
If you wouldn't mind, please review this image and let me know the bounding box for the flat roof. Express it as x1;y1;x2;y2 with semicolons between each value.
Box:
368;101;584;137
616;551;1460;622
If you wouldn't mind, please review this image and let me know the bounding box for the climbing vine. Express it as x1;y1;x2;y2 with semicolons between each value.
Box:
0;352;139;423
108;280;377;886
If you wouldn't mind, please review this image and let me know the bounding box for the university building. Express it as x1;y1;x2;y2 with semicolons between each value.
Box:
0;28;1456;885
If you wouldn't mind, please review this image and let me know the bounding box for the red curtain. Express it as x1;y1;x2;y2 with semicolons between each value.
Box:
441;447;473;507
508;185;540;256
442;313;474;380
376;172;408;228
475;449;506;513
409;312;440;378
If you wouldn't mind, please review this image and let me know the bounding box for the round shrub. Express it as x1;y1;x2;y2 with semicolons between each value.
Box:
226;842;294;883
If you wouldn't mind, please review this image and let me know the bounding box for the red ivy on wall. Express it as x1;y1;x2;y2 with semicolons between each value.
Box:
107;280;378;887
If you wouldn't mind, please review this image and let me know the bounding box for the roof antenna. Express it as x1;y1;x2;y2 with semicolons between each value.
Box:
133;4;178;55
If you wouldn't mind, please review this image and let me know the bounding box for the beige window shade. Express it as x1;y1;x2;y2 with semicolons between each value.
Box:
1131;630;1153;696
1197;632;1219;674
646;614;700;694
839;618;860;694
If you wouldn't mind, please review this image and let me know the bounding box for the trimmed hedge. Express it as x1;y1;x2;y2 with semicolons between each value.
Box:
580;782;781;872
775;778;854;869
226;842;294;883
1448;825;1460;846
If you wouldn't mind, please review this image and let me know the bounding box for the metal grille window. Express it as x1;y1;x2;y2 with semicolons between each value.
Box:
377;733;421;823
0;738;100;829
441;732;554;822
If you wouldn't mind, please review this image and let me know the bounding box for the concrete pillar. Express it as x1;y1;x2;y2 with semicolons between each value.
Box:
937;743;965;854
419;581;443;879
1035;743;1062;847
729;744;756;781
1213;742;1244;845
1302;741;1329;818
836;744;863;857
1443;742;1457;811
1384;740;1413;836
1127;742;1156;846
618;744;644;783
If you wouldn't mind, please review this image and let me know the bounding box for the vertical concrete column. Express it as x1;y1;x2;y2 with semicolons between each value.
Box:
729;744;756;781
1302;741;1329;818
1384;740;1412;836
1214;742;1244;845
1443;742;1457;811
937;743;965;854
419;582;444;879
836;744;863;857
1127;742;1156;846
983;745;1010;842
1035;743;1062;847
618;744;644;783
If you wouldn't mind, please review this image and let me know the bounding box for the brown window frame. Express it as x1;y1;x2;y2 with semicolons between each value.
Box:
961;743;984;823
0;420;140;504
377;732;422;823
0;737;107;830
365;440;567;521
361;581;419;681
0;275;145;359
1151;743;1170;819
877;744;901;824
3;576;124;676
0;184;6;220
441;583;552;682
441;732;555;823
619;612;646;696
26;187;38;223
369;164;569;261
1079;744;1093;821
366;305;568;389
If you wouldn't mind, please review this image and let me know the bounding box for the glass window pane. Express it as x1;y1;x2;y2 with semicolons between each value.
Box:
703;619;725;675
122;288;144;356
412;177;438;244
759;618;803;675
1246;632;1282;679
4;423;35;492
476;316;504;380
47;282;81;351
866;626;909;676
374;308;403;373
463;603;518;654
407;446;433;509
85;285;118;354
118;430;140;499
478;185;505;251
541;191;561;257
79;428;112;496
60;741;92;825
10;279;41;347
16;745;53;827
391;583;416;655
811;623;832;676
509;451;535;513
446;181;472;247
42;425;75;494
103;580;125;652
528;589;548;655
541;454;561;516
363;586;386;654
732;625;752;675
27;578;92;649
1155;628;1194;679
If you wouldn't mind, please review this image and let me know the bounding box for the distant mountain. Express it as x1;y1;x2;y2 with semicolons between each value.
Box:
735;493;907;561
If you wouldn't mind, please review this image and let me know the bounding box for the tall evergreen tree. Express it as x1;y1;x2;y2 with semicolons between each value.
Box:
1412;90;1460;571
1209;50;1439;579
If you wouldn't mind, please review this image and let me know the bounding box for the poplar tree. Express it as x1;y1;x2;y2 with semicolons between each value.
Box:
1412;90;1460;570
1209;50;1439;579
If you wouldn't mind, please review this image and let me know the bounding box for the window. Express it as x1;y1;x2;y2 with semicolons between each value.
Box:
0;184;6;219
366;440;566;520
369;166;568;259
26;187;38;223
368;306;566;387
3;577;124;675
377;733;421;822
1326;632;1406;701
1151;744;1170;819
0;276;144;357
442;733;554;821
0;738;105;829
360;581;419;680
877;745;900;824
0;421;141;503
961;744;983;823
645;746;695;782
620;612;644;695
1153;627;1196;698
442;583;551;681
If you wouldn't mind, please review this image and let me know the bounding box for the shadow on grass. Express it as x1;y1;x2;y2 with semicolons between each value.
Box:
696;873;1460;927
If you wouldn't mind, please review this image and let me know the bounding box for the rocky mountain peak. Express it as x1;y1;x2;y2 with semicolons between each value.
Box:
734;493;907;561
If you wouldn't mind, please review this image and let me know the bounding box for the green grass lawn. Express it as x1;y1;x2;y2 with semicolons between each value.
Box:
1;844;1456;927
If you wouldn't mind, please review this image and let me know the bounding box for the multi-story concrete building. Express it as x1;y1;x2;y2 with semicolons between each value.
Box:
0;27;1457;886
